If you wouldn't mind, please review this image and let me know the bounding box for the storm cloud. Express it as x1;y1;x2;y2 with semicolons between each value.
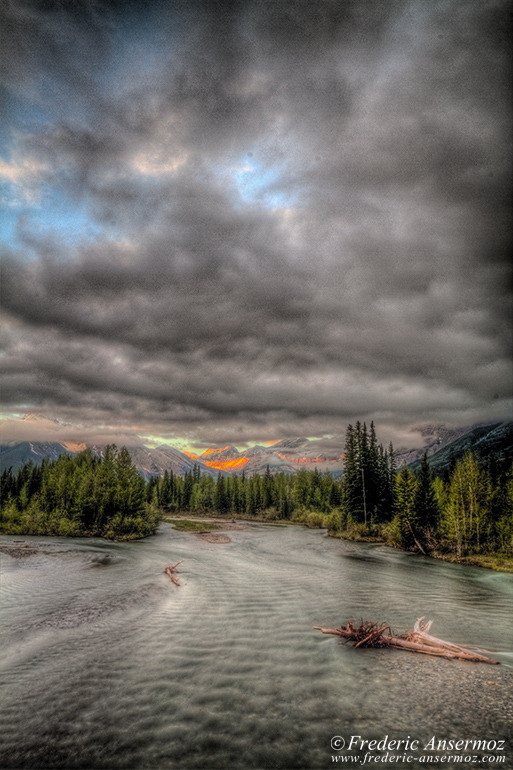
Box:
1;0;511;450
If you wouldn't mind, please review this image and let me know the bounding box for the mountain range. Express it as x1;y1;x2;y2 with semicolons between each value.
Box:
1;418;511;478
405;419;513;473
184;437;345;476
0;436;344;478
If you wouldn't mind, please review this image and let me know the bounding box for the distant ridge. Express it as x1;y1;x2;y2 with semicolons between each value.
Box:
1;418;511;478
408;418;513;473
0;440;219;479
0;441;72;472
394;424;472;467
0;437;345;477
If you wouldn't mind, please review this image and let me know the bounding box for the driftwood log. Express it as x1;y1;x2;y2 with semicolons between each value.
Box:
163;561;183;586
314;617;498;664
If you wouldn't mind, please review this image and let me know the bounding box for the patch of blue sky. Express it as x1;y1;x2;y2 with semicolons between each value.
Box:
230;157;295;210
36;197;102;243
1;184;103;256
0;204;20;247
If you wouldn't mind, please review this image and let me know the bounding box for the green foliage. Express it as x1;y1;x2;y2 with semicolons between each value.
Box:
442;452;493;557
271;424;512;562
395;467;419;549
1;423;510;561
0;447;161;540
303;511;325;529
382;515;403;548
343;421;395;524
414;452;439;536
333;424;512;560
168;518;219;532
387;450;513;559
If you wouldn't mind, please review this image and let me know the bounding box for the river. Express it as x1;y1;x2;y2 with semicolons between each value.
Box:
0;524;512;769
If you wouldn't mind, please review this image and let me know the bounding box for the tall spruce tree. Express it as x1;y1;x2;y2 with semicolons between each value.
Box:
395;467;419;550
343;424;364;522
414;453;439;544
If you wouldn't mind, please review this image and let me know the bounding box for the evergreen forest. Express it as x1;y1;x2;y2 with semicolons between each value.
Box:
0;445;161;539
1;423;512;565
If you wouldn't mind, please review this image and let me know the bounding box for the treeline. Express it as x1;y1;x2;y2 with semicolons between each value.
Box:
338;422;513;560
147;420;512;559
0;446;161;539
144;423;391;527
391;452;513;558
1;425;512;558
146;464;342;523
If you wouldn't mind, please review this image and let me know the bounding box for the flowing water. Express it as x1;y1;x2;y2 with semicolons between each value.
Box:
0;524;512;769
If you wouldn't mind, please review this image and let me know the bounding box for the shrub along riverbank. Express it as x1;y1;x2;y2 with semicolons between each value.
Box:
162;511;513;573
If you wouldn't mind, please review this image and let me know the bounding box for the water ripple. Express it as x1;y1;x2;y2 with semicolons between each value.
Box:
0;525;512;769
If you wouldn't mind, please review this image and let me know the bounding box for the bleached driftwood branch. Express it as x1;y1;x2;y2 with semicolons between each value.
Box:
163;561;183;586
314;617;498;664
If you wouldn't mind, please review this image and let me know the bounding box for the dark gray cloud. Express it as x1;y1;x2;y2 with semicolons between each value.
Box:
1;0;511;449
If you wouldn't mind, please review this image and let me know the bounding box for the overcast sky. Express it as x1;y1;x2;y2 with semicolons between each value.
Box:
1;0;511;453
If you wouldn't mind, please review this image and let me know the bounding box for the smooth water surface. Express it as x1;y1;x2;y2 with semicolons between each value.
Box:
0;524;512;769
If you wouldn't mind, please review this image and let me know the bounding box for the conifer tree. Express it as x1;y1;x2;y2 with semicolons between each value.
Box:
342;424;364;522
395;467;419;550
262;465;273;509
414;453;439;543
214;473;229;514
293;469;311;510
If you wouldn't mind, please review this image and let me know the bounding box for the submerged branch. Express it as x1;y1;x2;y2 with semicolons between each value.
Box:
163;561;183;586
